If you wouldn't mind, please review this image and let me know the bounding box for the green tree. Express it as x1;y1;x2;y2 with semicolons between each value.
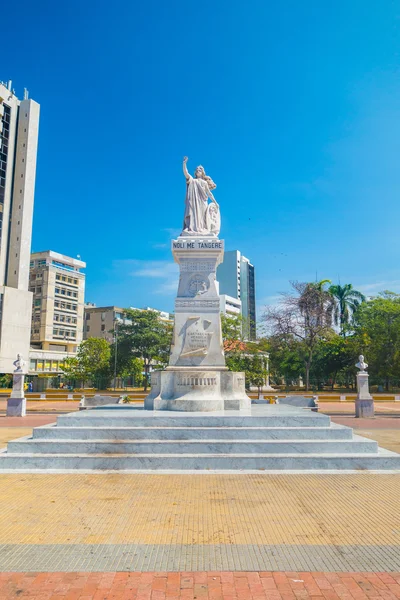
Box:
310;334;358;390
221;313;245;342
63;338;111;388
116;309;173;391
329;283;365;334
353;292;400;390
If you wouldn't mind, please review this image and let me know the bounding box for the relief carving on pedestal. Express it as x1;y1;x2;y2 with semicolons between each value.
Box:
187;274;210;297
180;316;213;358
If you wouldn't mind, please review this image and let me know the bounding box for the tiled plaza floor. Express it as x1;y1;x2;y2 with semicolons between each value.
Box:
0;474;399;572
2;571;400;599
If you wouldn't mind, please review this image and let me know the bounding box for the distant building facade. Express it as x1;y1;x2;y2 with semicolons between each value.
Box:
83;305;131;343
217;250;256;340
29;251;86;375
83;305;173;343
220;294;242;317
0;80;40;372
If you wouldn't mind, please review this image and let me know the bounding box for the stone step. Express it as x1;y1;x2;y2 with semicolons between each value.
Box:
32;424;353;441
56;413;331;428
8;438;377;455
0;451;399;471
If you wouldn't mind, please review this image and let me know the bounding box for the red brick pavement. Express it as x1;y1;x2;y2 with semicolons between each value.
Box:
1;571;400;599
0;415;57;427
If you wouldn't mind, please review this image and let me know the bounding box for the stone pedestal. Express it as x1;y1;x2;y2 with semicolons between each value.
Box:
355;372;374;418
145;236;250;412
6;373;26;417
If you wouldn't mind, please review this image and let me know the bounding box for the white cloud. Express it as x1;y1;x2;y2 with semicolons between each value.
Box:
357;280;400;296
113;259;179;296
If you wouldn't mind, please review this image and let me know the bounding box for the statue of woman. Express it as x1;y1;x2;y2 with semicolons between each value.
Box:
182;157;220;235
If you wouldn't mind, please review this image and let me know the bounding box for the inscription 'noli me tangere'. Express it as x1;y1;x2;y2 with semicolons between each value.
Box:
173;240;223;250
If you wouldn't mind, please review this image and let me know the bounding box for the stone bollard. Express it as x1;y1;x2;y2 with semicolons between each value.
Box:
340;394;346;402
395;395;400;402
355;354;374;418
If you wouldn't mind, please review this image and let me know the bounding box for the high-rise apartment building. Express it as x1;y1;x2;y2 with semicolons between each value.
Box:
29;251;86;354
0;80;40;372
217;250;256;340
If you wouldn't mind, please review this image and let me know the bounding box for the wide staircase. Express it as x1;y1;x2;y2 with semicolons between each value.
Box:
1;405;400;471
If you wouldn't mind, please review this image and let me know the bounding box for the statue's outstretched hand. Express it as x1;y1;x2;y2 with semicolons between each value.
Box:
183;156;188;163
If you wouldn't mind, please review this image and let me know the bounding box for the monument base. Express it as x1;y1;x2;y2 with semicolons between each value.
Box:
144;368;251;412
6;397;26;417
355;399;374;418
355;372;374;418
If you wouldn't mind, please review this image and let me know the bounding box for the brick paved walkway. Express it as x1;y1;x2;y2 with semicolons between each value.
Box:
1;571;400;599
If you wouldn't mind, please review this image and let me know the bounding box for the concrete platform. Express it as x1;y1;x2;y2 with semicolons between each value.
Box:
1;404;399;472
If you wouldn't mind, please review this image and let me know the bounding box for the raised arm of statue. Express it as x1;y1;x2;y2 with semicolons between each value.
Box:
183;156;191;181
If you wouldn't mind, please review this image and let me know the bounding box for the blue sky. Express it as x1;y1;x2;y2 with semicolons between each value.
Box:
3;1;400;317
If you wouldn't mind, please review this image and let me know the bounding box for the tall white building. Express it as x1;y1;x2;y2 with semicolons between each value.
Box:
217;250;256;340
0;80;40;372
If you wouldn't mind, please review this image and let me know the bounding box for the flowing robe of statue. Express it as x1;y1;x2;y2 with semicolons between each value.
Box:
181;158;220;236
183;176;210;234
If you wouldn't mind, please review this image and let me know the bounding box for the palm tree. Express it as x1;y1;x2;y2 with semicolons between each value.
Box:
329;283;366;334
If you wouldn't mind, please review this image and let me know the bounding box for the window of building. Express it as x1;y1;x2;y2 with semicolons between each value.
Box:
74;279;78;285
34;299;41;307
101;324;105;331
54;314;59;321
36;287;41;294
53;328;58;336
55;287;60;294
61;289;66;295
86;313;90;320
86;325;90;332
101;312;106;321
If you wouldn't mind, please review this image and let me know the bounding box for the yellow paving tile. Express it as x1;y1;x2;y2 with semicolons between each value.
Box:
0;474;399;546
0;428;32;449
357;430;400;453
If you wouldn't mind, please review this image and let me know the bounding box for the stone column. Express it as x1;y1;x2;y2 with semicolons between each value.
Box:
7;372;27;416
144;236;250;411
355;371;374;418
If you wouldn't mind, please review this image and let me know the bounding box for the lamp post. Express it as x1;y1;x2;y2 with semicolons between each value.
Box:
113;320;119;391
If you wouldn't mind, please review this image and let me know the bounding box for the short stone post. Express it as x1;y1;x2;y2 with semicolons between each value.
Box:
355;354;374;418
6;354;27;417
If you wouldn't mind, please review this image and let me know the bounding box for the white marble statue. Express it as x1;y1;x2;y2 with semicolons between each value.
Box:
356;354;368;372
13;353;26;373
182;157;220;236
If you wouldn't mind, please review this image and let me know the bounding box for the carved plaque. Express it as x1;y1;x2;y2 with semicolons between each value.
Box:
180;316;213;358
